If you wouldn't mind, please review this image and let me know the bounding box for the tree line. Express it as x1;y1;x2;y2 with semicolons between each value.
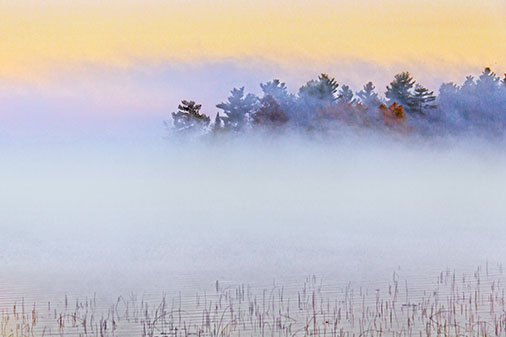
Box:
166;68;506;137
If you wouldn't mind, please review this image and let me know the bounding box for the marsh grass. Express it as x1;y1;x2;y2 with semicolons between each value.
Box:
1;265;505;337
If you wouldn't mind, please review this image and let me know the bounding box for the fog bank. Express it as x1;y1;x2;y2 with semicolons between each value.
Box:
1;136;505;299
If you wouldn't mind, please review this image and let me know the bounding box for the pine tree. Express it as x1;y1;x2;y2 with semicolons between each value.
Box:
385;72;415;113
357;82;382;109
260;79;287;95
455;76;477;122
439;68;504;131
338;85;354;103
170;100;210;132
253;95;289;127
460;76;475;94
260;80;293;103
212;112;222;131
298;73;339;102
296;73;339;125
501;74;506;118
216;87;258;131
411;84;436;115
438;82;459;114
474;68;503;127
476;67;500;92
439;82;459;96
260;79;297;117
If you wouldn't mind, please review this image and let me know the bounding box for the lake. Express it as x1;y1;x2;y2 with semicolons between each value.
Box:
1;136;505;336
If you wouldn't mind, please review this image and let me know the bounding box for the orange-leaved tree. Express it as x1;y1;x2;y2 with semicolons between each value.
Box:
379;102;411;133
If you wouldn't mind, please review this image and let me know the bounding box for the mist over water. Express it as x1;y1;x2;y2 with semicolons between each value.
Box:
1;135;505;302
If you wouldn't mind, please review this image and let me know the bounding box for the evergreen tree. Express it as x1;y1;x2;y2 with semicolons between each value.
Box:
439;82;459;96
385;72;415;112
438;82;459;115
338;85;354;103
460;76;475;95
455;76;477;122
357;82;382;109
260;80;293;103
260;79;287;95
501;74;506;117
253;95;289;127
411;84;436;115
170;100;210;132
260;79;297;117
212;112;222;131
296;73;339;125
438;69;505;131
167;67;506;137
474;68;503;126
216;87;258;131
476;67;500;92
298;73;339;102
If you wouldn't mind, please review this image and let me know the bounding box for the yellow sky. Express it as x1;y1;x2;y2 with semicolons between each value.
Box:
1;0;505;81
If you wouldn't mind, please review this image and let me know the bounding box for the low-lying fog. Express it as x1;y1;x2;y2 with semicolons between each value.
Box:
1;135;505;300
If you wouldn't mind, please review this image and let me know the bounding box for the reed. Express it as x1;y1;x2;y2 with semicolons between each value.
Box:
1;264;504;337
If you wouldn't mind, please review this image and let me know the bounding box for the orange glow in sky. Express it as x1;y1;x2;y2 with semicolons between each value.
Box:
1;0;505;81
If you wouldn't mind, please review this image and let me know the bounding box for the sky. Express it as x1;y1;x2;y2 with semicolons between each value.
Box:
0;0;505;139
